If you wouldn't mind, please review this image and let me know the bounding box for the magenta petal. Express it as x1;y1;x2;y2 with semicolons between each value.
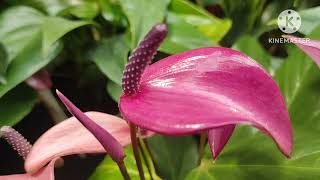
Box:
25;111;153;173
56;90;126;164
208;125;235;159
1;159;55;180
283;35;320;67
120;47;292;157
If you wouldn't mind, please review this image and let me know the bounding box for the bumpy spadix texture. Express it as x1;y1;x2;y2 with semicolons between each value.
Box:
283;35;320;67
56;90;126;164
120;47;293;158
0;126;32;160
122;23;167;95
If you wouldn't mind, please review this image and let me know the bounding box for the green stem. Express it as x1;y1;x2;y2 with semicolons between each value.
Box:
138;140;153;180
129;123;145;180
118;161;131;180
91;27;101;41
198;132;207;164
38;89;67;124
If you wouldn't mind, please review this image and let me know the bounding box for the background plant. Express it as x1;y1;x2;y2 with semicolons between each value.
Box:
0;0;320;179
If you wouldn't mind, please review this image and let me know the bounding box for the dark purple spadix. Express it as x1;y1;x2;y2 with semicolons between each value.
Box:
122;23;168;95
56;90;126;164
0;126;32;159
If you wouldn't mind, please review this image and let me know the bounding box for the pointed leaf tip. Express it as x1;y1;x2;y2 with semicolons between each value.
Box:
56;90;126;164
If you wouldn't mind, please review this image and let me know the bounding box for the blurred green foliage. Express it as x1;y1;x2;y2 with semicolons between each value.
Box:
0;0;320;179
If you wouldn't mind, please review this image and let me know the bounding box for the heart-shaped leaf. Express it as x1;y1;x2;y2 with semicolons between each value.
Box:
0;84;36;127
118;0;170;49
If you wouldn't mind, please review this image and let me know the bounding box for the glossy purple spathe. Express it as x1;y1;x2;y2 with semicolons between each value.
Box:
120;47;293;158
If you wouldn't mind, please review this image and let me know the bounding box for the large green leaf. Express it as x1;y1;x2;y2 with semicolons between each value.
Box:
232;35;271;72
170;0;231;43
41;17;92;54
160;12;214;54
147;135;199;180
99;0;127;27
90;145;158;180
0;6;92;97
0;6;44;62
0;31;62;98
160;0;231;54
299;6;320;35
0;84;37;127
106;81;122;103
91;35;129;85
118;0;170;49
9;0;99;18
0;43;8;84
185;27;320;179
219;0;266;45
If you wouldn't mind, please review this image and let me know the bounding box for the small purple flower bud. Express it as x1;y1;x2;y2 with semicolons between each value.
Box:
56;90;126;164
122;23;168;95
0;126;32;159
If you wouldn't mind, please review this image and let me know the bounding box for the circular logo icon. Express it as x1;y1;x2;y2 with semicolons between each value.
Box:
277;9;301;34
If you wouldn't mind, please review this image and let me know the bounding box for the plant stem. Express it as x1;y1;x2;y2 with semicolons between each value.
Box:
91;27;101;41
118;161;131;180
129;122;145;180
38;89;67;124
138;140;153;180
198;132;207;164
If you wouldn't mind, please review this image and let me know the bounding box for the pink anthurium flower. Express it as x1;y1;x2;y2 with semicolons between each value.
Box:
0;112;152;179
0;126;55;180
283;35;320;67
119;23;293;159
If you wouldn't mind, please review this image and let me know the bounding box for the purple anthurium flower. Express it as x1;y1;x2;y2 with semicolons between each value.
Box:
26;69;52;90
119;23;293;158
283;35;320;67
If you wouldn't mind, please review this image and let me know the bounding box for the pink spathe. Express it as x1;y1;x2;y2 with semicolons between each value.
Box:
283;35;320;67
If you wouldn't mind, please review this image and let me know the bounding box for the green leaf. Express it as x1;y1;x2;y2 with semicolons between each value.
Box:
160;0;231;54
185;27;320;179
42;17;92;55
118;0;170;49
106;80;122;103
170;0;231;43
64;1;99;19
90;145;158;180
91;35;129;85
99;0;127;27
147;135;199;180
160;12;214;54
299;7;320;35
0;84;37;127
232;35;271;71
218;0;265;45
0;6;92;97
0;43;8;84
0;6;44;62
0;31;62;98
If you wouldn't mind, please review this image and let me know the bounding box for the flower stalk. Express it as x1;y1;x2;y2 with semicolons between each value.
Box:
122;23;168;180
